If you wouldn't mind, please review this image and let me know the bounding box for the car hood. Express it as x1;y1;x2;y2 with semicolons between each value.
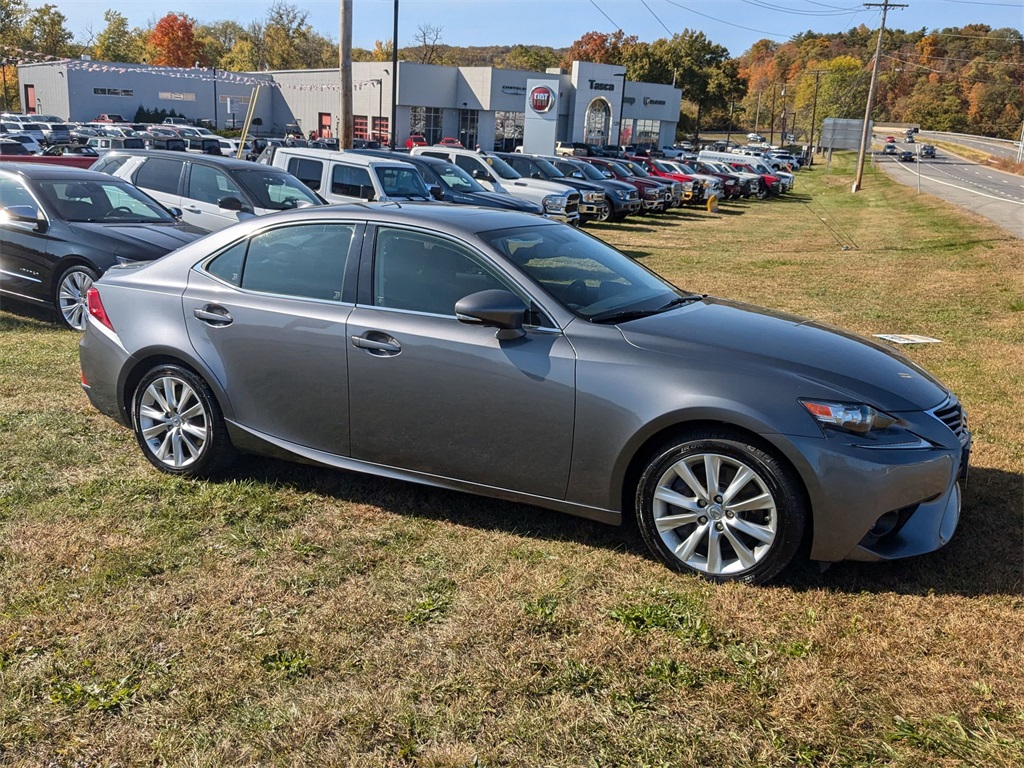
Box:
66;221;206;261
507;177;577;196
450;190;543;212
617;297;949;412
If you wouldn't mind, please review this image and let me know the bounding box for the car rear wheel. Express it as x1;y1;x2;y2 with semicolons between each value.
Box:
55;264;98;331
132;364;236;477
635;429;806;585
596;202;612;222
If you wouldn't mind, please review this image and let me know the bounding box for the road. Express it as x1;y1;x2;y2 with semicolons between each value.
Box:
919;130;1021;162
870;136;1024;239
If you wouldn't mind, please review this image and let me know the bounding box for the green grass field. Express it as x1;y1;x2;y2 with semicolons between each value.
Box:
1;152;1022;766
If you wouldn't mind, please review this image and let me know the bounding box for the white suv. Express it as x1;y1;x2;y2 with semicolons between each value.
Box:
412;146;580;225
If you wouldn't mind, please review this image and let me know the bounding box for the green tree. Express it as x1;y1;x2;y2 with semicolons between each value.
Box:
665;30;739;142
94;10;145;63
499;44;557;72
23;3;71;57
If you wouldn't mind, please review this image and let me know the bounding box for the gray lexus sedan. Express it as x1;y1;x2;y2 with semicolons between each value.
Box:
79;205;970;584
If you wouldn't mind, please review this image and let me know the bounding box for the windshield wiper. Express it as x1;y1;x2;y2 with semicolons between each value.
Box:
590;295;702;324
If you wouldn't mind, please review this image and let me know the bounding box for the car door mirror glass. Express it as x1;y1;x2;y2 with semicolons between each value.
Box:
0;204;39;223
427;184;443;200
218;196;244;211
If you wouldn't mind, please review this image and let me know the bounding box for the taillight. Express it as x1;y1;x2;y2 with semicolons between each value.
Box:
86;287;114;331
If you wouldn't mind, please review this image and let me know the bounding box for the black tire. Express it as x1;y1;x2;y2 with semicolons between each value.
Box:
54;264;98;331
635;429;806;585
756;186;769;200
131;364;236;478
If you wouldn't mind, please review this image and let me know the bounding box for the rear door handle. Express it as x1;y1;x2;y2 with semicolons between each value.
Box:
194;305;233;326
351;333;401;356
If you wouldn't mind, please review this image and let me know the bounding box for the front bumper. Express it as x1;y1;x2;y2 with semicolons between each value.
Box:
784;427;970;564
543;211;581;225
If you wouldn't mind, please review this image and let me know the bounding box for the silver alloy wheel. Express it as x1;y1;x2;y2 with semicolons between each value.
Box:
57;268;94;330
652;452;778;576
137;375;210;469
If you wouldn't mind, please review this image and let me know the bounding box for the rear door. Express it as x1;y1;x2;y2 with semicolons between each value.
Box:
131;156;184;216
182;220;362;454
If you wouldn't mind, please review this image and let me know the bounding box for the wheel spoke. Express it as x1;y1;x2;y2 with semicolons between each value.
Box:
673;522;708;561
706;525;723;573
179;401;205;420
148;383;171;414
728;491;773;514
180;421;206;441
162;379;180;411
156;431;173;461
722;466;754;505
729;515;776;544
704;455;722;496
655;511;701;533
654;486;702;513
179;431;200;459
142;423;169;440
171;431;185;467
722;526;756;569
671;460;709;501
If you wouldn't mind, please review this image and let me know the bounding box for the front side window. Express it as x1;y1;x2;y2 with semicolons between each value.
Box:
187;164;243;205
330;165;374;198
204;223;354;301
376;167;429;198
0;177;37;209
134;157;183;195
373;227;510;316
35;180;175;223
235;170;321;210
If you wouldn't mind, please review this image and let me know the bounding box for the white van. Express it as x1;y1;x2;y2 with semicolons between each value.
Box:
267;147;435;204
411;146;580;225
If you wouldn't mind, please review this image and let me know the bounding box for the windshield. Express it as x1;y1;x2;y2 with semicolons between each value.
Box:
434;162;485;193
481;153;521;180
621;160;652;178
480;224;688;321
532;157;564;177
35;179;176;223
650;160;676;174
571;161;606;181
376;166;431;199
235;170;322;210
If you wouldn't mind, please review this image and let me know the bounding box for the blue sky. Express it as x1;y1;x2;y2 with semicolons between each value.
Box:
59;0;1023;59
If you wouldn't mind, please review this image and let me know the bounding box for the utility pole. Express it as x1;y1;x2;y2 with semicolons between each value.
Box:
339;0;353;148
806;69;826;166
852;0;907;192
769;83;777;145
390;0;399;150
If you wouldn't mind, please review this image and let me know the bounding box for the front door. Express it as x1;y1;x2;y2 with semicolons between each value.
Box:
346;226;576;499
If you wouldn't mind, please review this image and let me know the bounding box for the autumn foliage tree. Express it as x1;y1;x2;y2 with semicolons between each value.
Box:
147;13;205;68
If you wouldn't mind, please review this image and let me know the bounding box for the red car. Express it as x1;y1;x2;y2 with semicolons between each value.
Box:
436;137;464;148
405;134;427;148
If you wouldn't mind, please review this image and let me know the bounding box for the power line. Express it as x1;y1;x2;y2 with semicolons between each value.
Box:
587;0;622;32
639;0;674;35
661;0;790;39
740;0;865;16
939;0;1022;6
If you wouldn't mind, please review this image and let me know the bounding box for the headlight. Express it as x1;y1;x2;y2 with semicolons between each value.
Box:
609;188;625;199
582;191;602;203
542;195;566;212
800;399;900;434
682;181;693;192
642;189;659;198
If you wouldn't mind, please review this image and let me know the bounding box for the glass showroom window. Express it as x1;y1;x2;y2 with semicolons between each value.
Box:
633;119;660;148
410;106;443;145
494;111;524;151
459;109;479;150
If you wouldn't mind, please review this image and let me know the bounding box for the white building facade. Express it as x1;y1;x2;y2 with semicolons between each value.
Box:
17;59;682;150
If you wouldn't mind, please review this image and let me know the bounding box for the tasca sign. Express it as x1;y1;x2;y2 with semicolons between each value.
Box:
529;85;555;113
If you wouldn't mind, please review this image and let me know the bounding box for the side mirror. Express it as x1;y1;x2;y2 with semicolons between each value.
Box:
362;186;376;202
166;206;184;218
217;196;244;211
427;184;444;200
455;289;527;340
1;204;40;223
472;168;489;180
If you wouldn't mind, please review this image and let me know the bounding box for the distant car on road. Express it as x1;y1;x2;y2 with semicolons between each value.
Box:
883;143;897;155
920;145;936;158
897;150;915;162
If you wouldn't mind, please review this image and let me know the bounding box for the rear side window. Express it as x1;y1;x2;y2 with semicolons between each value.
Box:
330;165;373;198
134;157;183;195
286;157;324;191
204;223;355;301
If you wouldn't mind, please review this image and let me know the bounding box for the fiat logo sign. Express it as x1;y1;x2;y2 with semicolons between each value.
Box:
529;86;555;114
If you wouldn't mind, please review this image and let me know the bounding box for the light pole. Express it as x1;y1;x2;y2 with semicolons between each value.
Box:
389;0;398;150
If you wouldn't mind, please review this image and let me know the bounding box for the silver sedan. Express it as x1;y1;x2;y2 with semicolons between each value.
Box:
79;205;970;584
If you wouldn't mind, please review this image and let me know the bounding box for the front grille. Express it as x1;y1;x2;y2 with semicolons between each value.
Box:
565;193;580;215
930;397;969;445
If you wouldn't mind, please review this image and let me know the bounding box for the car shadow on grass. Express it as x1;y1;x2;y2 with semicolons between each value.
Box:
0;299;59;330
228;456;1021;597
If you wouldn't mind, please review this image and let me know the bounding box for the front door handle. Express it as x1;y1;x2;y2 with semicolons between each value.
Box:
194;305;233;326
351;333;401;356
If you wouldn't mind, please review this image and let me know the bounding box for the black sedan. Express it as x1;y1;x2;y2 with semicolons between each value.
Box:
0;164;205;329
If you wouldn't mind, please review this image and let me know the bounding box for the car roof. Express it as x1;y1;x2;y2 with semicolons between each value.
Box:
274;147;416;167
0;163;124;182
101;149;289;171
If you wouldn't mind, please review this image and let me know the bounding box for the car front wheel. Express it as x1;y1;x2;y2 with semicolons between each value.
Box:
635;430;806;585
596;202;612;222
55;264;98;330
131;364;236;477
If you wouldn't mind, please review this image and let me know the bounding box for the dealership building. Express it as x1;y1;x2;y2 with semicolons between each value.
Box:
17;58;682;150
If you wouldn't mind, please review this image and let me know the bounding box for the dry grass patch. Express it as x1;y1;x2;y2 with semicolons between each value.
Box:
1;152;1023;766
